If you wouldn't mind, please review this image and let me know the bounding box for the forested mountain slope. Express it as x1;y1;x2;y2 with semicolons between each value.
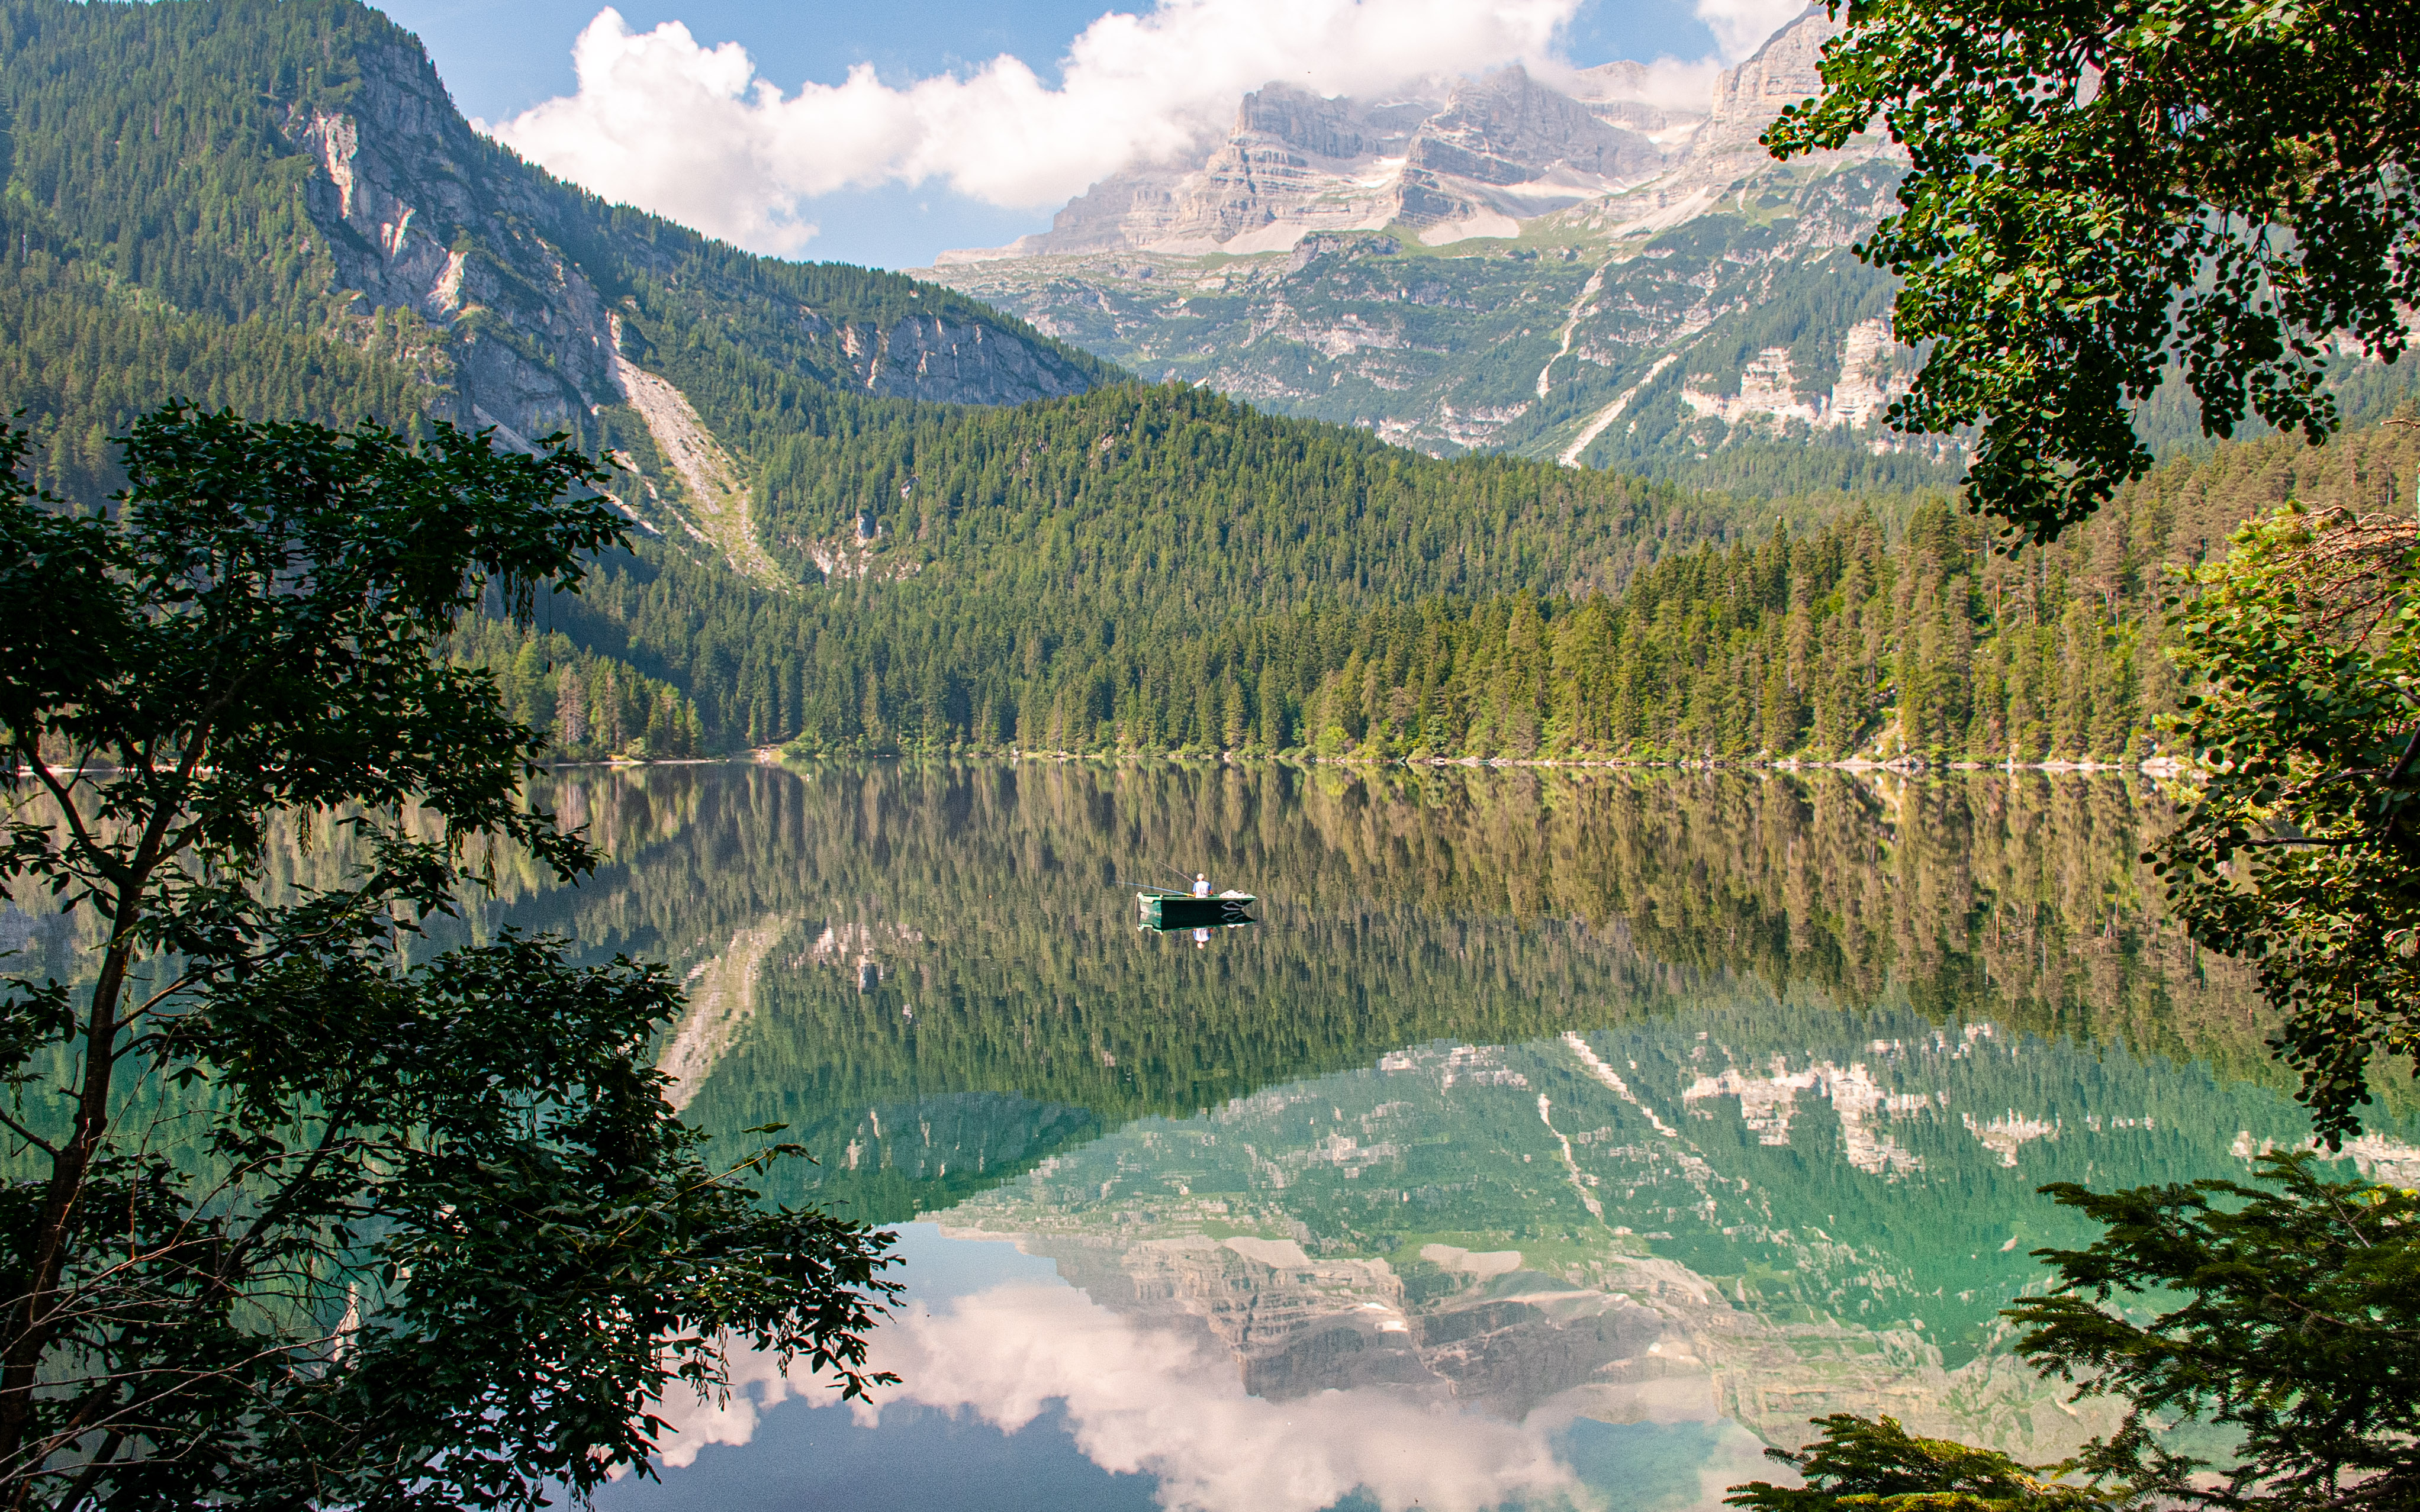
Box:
459;412;2416;762
0;0;1111;510
450;379;1842;755
18;0;2406;770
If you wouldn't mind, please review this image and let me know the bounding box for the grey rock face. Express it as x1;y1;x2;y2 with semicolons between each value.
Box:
1235;82;1423;163
1711;10;1832;134
1234;88;1365;162
1176;86;1423;246
1401;65;1663;213
1025;1235;1686;1417
1020;171;1190;257
288;72;619;445
984;83;1450;260
1242;1318;1439;1399
855;314;1100;404
277;33;1094;439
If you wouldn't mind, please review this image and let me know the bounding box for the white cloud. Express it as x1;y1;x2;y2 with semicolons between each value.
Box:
646;1281;1578;1512
487;0;1584;255
483;0;1813;257
1528;50;1724;113
1691;0;1817;63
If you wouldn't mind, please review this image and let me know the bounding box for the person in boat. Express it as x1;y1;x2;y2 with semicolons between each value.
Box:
1191;872;1210;897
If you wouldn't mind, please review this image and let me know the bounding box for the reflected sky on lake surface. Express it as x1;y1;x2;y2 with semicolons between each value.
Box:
612;1222;1765;1512
481;762;2420;1512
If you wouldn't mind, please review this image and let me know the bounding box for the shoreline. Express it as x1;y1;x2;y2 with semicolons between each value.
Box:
583;748;2193;777
22;752;2189;778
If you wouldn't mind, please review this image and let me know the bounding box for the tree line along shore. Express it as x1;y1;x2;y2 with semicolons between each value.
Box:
455;414;2420;767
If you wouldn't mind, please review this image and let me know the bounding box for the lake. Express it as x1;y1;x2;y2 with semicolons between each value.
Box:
417;760;2419;1512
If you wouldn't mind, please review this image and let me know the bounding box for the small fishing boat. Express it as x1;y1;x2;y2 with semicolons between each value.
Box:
1137;886;1256;929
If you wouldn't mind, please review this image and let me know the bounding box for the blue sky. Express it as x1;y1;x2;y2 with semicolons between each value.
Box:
371;1;1779;269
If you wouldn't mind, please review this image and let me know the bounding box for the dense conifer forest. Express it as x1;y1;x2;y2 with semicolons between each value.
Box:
452;379;1889;760
454;413;2420;764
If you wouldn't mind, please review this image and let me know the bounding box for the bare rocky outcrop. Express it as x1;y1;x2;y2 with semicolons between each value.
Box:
287;78;620;444
1397;66;1666;229
842;313;1107;404
960;83;1450;261
1237;82;1430;163
1701;7;1839;156
275;30;1096;450
1004;170;1190;259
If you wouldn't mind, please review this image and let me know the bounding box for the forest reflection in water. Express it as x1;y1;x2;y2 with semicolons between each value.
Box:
431;755;2301;1196
38;759;2390;1512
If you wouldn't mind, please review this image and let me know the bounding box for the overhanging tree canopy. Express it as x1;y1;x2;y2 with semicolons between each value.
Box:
0;408;897;1509
1766;0;2419;544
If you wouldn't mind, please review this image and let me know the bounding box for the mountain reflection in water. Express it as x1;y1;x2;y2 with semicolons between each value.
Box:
355;760;2417;1512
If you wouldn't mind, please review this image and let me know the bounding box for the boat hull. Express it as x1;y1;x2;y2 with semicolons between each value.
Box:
1139;893;1256;929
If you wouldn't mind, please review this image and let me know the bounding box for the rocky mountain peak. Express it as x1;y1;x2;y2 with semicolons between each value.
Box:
1397;65;1666;231
1235;80;1434;162
939;9;1856;265
1703;6;1837;151
925;7;1913;486
1420;65;1652;176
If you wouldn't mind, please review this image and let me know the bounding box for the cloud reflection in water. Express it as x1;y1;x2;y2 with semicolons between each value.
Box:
639;1252;1760;1512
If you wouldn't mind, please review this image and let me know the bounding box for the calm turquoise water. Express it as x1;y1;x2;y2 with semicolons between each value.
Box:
427;761;2412;1512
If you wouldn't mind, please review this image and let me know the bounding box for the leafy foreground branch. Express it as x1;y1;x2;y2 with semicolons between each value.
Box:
1768;0;2418;545
1733;1154;2420;1512
1728;1412;2131;1511
2153;503;2420;1144
0;407;897;1509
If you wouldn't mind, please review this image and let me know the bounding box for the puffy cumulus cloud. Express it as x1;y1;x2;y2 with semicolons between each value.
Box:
860;1283;1580;1512
1641;56;1727;107
485;0;1584;255
642;1281;1576;1511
